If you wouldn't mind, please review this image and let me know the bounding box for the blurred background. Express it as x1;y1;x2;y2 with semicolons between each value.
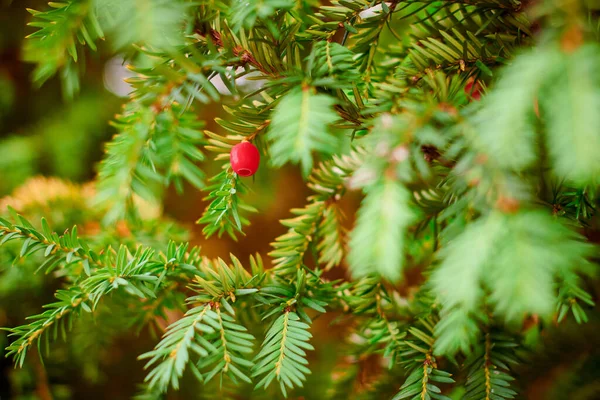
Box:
1;1;600;399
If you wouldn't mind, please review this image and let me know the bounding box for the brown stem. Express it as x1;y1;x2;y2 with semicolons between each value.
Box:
30;347;53;400
246;120;271;142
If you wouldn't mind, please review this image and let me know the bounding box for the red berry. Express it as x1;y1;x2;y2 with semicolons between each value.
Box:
230;141;260;177
464;80;482;100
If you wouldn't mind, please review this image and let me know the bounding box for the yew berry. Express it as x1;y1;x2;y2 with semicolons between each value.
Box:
230;141;260;177
464;79;482;100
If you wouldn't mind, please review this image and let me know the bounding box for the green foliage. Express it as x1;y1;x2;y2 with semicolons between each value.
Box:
545;44;600;185
270;201;329;276
5;285;88;368
8;0;600;398
349;177;416;282
137;254;262;392
473;42;600;184
95;0;191;50
307;41;361;89
196;167;257;240
252;311;313;397
140;298;256;391
556;269;595;324
1;212;199;368
270;150;363;276
472;48;559;171
0;214;102;276
96;102;205;223
432;211;593;355
464;332;518;400
24;0;104;99
229;0;294;33
393;317;454;400
267;86;340;176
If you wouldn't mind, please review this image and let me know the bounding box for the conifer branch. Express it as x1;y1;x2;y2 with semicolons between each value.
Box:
5;287;89;367
7;0;600;398
270;149;364;276
140;302;214;390
556;269;595;324
97;102;205;223
252;310;313;397
196;167;257;240
393;318;454;400
464;331;519;399
140;255;260;392
5;244;168;367
267;85;340;176
24;0;104;99
1;217;202;368
0;215;103;274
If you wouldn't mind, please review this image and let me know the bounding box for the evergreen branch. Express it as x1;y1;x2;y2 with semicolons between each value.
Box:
343;0;399;88
96;103;162;223
140;255;260;392
125;49;225;110
348;177;417;282
196;167;257;240
307;41;361;89
198;106;272;239
267;85;340;176
307;147;366;197
96;0;191;51
556;269;595;324
310;149;365;269
24;0;104;98
216;307;232;373
432;211;594;356
403;0;521;10
270;150;364;276
204;129;240;160
301;0;366;39
341;275;382;315
198;303;255;384
251;267;330;396
9;0;600;398
131;283;187;335
270;201;327;276
229;0;294;33
406;28;515;73
402;1;529;45
470;48;561;171
203;105;271;162
140;303;215;391
393;317;454;400
1;215;201;368
481;212;593;323
96;102;205;223
206;28;280;77
550;186;596;223
0;214;103;274
5;245;163;367
464;332;518;399
544;44;600;185
252;310;313;397
316;203;346;270
81;245;160;307
359;313;408;368
5;286;89;368
376;293;409;367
